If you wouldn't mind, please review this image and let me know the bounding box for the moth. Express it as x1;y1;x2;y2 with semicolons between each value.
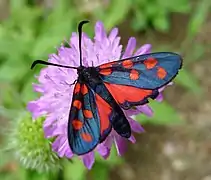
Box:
31;20;182;155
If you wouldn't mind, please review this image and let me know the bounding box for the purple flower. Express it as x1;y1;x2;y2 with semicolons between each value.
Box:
28;21;166;169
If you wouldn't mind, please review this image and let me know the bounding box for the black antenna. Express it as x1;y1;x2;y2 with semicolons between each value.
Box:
78;20;89;67
31;20;89;70
31;60;78;70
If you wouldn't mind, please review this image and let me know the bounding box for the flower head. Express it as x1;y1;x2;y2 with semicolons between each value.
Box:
8;113;61;172
28;21;165;169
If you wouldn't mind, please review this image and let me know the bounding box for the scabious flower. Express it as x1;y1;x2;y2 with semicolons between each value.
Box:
8;113;61;172
28;21;167;169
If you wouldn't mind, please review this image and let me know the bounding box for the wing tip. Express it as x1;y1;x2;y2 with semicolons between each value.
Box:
68;138;99;156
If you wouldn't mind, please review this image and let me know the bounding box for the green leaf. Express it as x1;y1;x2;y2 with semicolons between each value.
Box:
63;159;87;180
159;0;190;13
0;59;28;83
31;35;62;59
51;0;72;18
24;169;49;180
31;18;74;58
137;101;183;125
90;162;109;180
8;5;41;36
131;10;148;31
10;0;27;12
187;0;211;38
0;165;27;180
0;106;20;119
103;0;131;29
186;44;206;64
175;68;202;94
38;2;76;36
0;150;11;167
0;38;24;59
145;2;160;18
0;84;23;109
152;13;170;32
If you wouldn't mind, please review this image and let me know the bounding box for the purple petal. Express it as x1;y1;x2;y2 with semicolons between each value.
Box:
103;135;113;148
69;32;79;55
52;136;69;157
52;136;73;158
27;101;45;119
122;37;136;58
65;150;74;158
82;152;95;170
159;86;166;93
159;82;173;93
108;28;118;42
52;137;61;152
102;149;111;159
43;116;56;127
101;136;113;159
134;44;152;56
97;144;110;159
111;37;121;53
137;105;153;117
27;101;37;113
57;140;68;156
44;123;65;137
156;93;163;102
128;117;145;133
156;82;174;102
94;21;106;42
129;135;136;143
168;82;174;86
125;109;138;116
32;84;44;93
126;105;153;117
43;125;55;138
114;135;127;156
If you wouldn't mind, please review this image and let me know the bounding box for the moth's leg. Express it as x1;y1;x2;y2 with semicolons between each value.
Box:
70;80;77;86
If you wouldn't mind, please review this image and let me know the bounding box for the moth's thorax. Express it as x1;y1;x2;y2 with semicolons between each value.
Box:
78;66;101;85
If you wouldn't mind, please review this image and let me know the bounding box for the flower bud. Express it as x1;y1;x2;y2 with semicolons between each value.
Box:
8;113;61;172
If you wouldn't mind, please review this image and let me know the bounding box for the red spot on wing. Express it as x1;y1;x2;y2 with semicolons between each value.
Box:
104;83;153;104
122;59;133;68
144;57;158;69
100;68;112;76
95;94;112;136
83;110;93;119
74;83;81;94
81;84;88;95
100;63;112;69
73;100;82;109
72;120;83;130
157;67;167;79
81;133;92;142
130;69;139;80
99;61;115;69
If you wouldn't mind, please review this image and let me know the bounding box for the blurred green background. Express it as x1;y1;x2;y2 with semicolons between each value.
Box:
0;0;211;180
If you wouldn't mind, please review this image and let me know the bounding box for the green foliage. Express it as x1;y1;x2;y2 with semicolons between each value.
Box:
88;0;191;32
0;0;209;179
175;69;202;94
99;0;131;30
137;100;183;125
187;0;211;38
0;0;207;109
63;159;86;180
89;162;109;180
131;0;190;32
